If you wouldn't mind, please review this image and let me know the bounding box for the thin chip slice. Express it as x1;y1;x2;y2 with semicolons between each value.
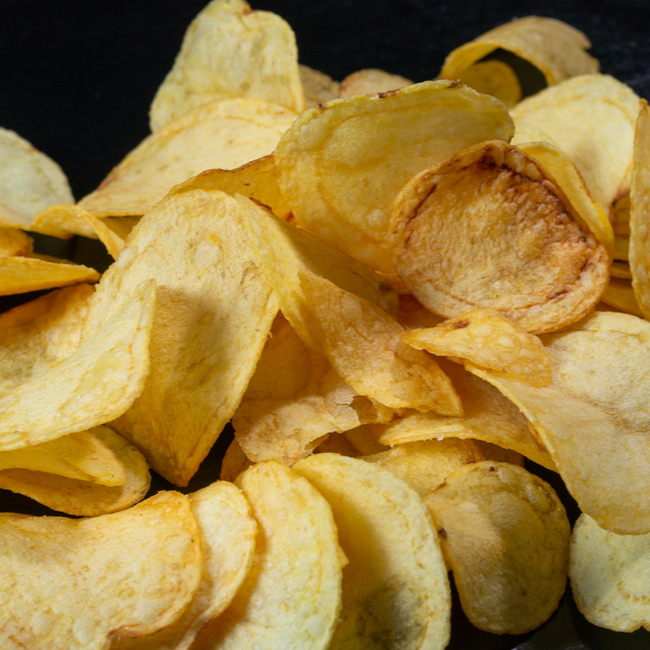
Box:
300;64;340;109
150;0;304;131
0;425;151;517
0;280;155;451
601;277;644;317
610;260;632;280
570;513;650;632
293;453;451;650
275;79;514;275
391;140;609;334
338;68;413;97
424;461;570;634
454;59;521;107
614;235;630;261
192;461;343;650
113;481;257;650
344;424;389;456
219;439;253;482
613;193;631;236
0;226;33;256
0;491;201;650
77;98;297;218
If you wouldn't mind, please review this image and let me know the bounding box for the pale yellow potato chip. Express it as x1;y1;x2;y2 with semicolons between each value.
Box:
0;491;201;650
570;513;650;632
150;0;304;132
300;64;340;108
511;74;641;213
0;226;33;256
440;16;598;88
601;277;644;317
454;59;521;108
470;311;650;534
275;79;514;275
402;309;553;387
193;461;343;650
391;140;609;334
77;98;297;218
114;481;257;650
219;439;253;482
0;425;150;517
0;280;155;451
424;461;570;634
338;68;413;97
0;126;74;230
293;453;451;650
82;190;278;486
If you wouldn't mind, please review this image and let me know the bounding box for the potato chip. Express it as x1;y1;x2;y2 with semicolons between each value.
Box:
470;311;650;534
424;461;570;634
314;432;359;457
601;277;644;317
192;461;343;650
0;126;74;230
474;440;525;466
397;294;445;330
613;193;631;236
0;280;155;451
0;491;201;650
219;439;253;482
0;226;32;257
300;64;340;108
402;309;552;387
610;259;632;279
344;424;389;456
77;98;297;218
454;59;521;108
149;0;304;132
614;234;630;261
114;481;257;650
0;425;150;517
391;140;609;334
338;68;413;97
570;513;650;632
275;79;514;275
82;190;277;486
293;453;451;650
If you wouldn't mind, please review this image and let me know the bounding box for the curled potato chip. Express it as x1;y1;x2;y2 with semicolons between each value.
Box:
0;425;151;517
293;453;451;650
0;491;201;650
193;461;343;650
0;226;32;256
402;309;552;387
78;98;297;218
424;461;570;634
150;0;304;131
570;513;650;632
275;79;514;275
454;59;521;107
300;64;340;108
338;68;413;97
391;140;609;334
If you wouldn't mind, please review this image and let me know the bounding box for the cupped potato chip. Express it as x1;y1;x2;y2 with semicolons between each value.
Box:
114;481;257;650
570;513;650;632
293;453;451;650
511;74;641;213
439;16;598;90
338;68;413;97
470;311;650;534
424;461;570;635
150;0;304;132
454;59;521;107
601;277;644;317
275;79;514;275
77;98;297;218
0;226;32;256
82;190;277;486
0;425;151;517
0;491;201;650
300;64;340;108
391;140;609;334
402;308;552;387
0;280;155;451
0;126;74;229
193;461;343;650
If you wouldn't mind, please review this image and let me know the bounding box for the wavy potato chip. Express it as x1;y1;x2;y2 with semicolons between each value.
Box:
149;0;304;131
300;64;340;108
338;68;413;97
454;59;521;107
0;491;201;650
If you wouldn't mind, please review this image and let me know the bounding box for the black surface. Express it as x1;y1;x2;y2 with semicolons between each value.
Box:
2;1;650;647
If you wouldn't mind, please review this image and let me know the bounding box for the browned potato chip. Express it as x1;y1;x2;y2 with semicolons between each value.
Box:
338;68;413;97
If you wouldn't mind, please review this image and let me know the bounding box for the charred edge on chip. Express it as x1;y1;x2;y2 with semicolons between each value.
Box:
438;528;447;539
451;319;470;329
377;89;401;99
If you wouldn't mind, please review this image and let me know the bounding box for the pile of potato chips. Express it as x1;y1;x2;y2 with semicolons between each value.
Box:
2;0;650;646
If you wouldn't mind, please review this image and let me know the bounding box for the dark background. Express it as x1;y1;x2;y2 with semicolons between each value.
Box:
2;1;650;648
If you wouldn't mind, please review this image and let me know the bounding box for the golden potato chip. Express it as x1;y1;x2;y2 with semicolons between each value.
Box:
0;126;74;229
29;202;98;239
391;140;609;334
511;74;640;213
439;17;598;89
0;280;155;451
0;491;201;650
0;226;32;256
424;461;570;634
454;59;521;107
0;425;150;517
300;64;340;108
219;439;253;482
338;68;413;97
613;193;631;235
77;98;297;218
82;190;277;486
474;440;525;466
570;513;650;632
293;453;451;650
343;424;389;456
114;481;257;650
150;0;304;132
314;432;359;457
275;79;514;275
610;259;632;279
403;309;552;387
601;277;644;317
193;461;343;650
470;311;650;534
